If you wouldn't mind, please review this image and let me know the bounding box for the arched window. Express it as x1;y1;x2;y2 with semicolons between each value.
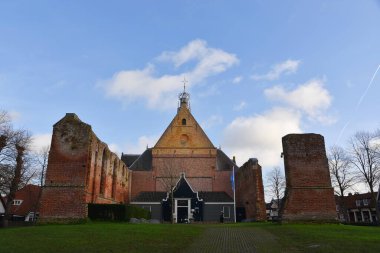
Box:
99;149;107;195
182;118;186;125
111;159;117;198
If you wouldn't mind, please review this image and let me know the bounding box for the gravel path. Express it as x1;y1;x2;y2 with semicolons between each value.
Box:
185;227;259;253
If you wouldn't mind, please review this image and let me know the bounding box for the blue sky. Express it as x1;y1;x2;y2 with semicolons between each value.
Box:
1;1;380;182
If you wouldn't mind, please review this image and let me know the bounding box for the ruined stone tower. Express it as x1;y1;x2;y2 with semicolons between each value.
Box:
39;113;129;222
281;134;336;221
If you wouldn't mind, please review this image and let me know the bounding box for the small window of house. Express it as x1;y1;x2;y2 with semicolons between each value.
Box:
223;206;230;218
355;200;361;207
363;199;370;206
12;200;22;205
182;118;186;125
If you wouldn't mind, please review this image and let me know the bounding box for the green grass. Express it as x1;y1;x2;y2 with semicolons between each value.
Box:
0;222;202;253
0;222;379;253
227;222;380;253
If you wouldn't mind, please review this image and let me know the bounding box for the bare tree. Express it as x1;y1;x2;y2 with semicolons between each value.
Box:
32;145;50;222
328;145;356;196
157;158;182;223
2;130;32;226
0;110;37;226
349;130;380;223
328;145;355;222
266;167;285;217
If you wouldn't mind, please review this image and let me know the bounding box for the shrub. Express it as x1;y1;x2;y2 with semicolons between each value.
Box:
88;204;151;221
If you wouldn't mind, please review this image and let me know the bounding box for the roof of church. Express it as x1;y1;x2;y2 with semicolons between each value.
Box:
131;191;233;203
122;148;236;171
199;192;233;202
131;192;167;202
121;149;152;171
216;149;237;171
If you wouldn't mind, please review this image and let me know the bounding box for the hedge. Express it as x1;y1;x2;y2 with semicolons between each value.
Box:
88;204;151;221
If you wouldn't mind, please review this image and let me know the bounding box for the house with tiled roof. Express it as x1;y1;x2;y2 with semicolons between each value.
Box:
7;184;41;221
336;192;378;223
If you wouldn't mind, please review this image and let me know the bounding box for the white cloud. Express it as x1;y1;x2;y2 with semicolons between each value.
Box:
8;111;21;121
30;133;51;153
223;107;302;168
201;115;223;129
264;79;335;124
233;101;247;111
126;135;159;154
103;39;239;110
232;76;243;84
251;59;300;81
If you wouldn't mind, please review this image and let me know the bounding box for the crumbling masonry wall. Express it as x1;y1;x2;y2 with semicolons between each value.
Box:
39;113;129;222
281;134;336;221
235;158;266;221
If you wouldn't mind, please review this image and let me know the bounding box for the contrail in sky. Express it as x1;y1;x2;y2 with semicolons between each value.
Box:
335;64;380;144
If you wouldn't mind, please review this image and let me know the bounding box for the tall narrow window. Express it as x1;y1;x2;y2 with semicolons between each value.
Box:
182;118;186;125
100;149;107;195
111;160;117;198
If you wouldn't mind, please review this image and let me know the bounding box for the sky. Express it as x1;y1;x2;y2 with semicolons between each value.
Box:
1;1;380;193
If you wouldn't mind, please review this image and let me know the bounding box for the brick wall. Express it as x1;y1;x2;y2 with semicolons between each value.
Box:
281;134;337;221
39;113;129;222
235;158;266;221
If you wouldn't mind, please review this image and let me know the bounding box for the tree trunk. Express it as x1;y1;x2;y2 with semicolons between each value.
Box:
171;188;174;224
372;184;380;225
3;145;25;227
0;135;6;152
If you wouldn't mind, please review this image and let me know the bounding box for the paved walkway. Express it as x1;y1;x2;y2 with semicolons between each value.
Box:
185;227;260;253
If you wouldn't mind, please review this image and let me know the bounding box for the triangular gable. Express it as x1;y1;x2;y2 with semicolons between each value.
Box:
154;105;214;149
173;175;197;199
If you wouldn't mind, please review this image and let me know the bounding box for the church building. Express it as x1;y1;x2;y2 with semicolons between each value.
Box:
39;85;266;223
123;88;237;222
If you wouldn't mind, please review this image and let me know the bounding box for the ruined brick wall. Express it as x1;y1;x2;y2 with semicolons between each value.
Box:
235;158;266;221
281;134;337;221
39;113;129;222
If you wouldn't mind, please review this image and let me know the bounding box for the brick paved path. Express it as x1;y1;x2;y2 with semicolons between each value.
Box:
185;227;260;253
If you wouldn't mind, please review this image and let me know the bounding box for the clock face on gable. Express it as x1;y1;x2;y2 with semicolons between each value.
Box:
180;134;189;146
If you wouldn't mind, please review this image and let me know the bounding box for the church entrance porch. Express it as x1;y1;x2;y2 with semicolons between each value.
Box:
176;199;190;223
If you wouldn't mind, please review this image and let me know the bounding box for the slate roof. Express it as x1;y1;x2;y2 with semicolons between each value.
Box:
121;154;140;167
122;148;152;171
216;149;237;171
131;192;167;202
199;191;233;202
132;191;233;203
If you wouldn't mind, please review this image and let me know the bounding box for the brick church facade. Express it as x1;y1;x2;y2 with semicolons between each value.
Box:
39;89;267;223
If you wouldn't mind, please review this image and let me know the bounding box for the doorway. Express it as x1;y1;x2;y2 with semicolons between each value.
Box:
176;199;190;223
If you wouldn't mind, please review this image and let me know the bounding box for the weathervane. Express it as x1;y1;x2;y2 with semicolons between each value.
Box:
178;77;190;109
181;77;188;93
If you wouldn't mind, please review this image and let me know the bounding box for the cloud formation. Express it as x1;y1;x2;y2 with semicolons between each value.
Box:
109;135;159;156
251;59;300;81
201;115;223;129
264;79;334;124
30;133;51;153
223;108;302;167
103;39;238;110
223;77;334;169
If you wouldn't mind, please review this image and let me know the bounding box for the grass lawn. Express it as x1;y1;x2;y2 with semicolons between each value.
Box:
0;222;203;253
0;222;379;253
235;223;380;253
